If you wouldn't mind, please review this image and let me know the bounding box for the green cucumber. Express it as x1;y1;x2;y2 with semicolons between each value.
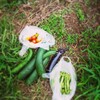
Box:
43;57;50;68
11;49;33;74
25;70;38;85
43;50;56;59
26;57;49;85
18;55;49;80
36;48;46;76
18;56;36;80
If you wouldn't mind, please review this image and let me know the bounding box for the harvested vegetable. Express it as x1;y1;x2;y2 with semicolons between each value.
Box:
12;47;57;85
27;33;42;44
43;57;50;67
26;57;49;85
18;53;50;80
60;71;71;94
47;48;68;72
18;50;55;80
25;70;38;85
18;56;36;80
11;49;33;74
43;50;56;59
36;48;46;76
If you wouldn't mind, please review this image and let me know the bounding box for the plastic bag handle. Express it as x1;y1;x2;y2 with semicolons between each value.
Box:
19;45;29;56
42;73;50;78
62;56;71;63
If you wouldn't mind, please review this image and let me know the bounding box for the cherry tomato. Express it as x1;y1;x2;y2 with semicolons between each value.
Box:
32;35;37;40
29;37;33;42
32;40;37;44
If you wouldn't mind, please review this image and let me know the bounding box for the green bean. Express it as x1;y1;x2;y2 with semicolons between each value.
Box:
59;71;71;94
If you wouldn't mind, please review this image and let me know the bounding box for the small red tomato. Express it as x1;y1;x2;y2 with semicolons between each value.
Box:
32;35;37;40
32;40;37;44
29;37;33;42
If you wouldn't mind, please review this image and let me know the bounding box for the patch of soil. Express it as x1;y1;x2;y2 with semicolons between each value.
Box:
64;12;81;34
79;0;100;28
0;10;3;19
17;81;32;97
64;0;100;35
14;1;65;33
31;79;52;100
17;79;52;100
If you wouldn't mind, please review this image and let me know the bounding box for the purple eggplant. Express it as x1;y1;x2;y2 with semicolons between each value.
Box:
46;48;68;72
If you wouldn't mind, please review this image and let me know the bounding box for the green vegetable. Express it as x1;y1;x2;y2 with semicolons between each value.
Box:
36;48;46;76
26;57;49;85
17;48;56;84
60;71;71;94
43;50;56;59
18;56;36;80
25;70;38;85
11;49;33;74
18;50;53;80
43;57;50;68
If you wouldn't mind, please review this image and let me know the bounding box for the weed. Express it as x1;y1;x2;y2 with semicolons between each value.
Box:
0;17;28;100
39;12;66;40
84;0;99;6
84;0;90;6
75;26;100;100
74;3;85;21
66;34;79;44
0;0;27;9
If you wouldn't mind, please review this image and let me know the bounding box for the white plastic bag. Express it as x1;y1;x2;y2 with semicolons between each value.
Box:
43;56;77;100
19;26;55;56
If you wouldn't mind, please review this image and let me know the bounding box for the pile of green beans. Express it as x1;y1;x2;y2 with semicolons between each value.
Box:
59;71;71;94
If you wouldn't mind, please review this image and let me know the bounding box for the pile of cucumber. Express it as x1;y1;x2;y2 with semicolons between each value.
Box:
11;48;56;85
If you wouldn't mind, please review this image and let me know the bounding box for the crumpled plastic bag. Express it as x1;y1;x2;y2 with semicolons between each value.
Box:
19;25;55;56
42;56;77;100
